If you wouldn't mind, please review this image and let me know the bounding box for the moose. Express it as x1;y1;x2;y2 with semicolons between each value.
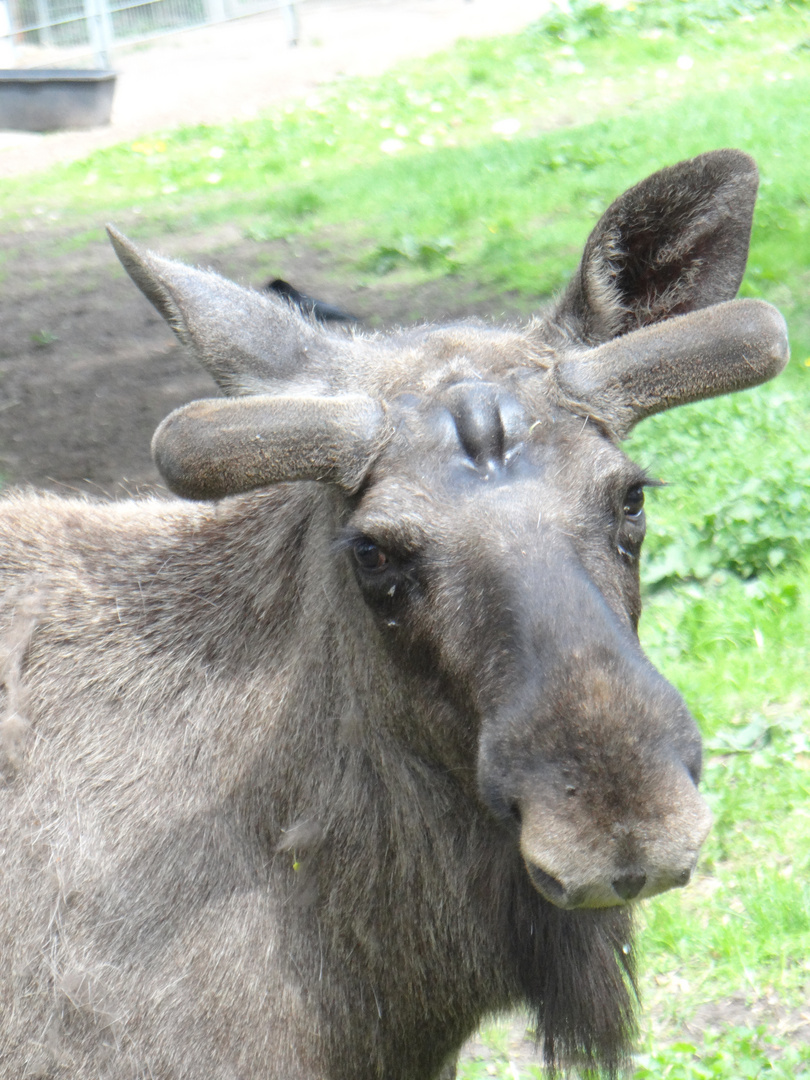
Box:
0;150;788;1079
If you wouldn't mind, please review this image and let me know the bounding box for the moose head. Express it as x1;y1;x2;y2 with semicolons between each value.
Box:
108;150;786;917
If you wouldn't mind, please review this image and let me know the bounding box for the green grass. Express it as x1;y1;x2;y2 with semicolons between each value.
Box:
2;0;809;1074
1;5;808;304
635;562;810;1049
630;386;810;585
633;1028;810;1079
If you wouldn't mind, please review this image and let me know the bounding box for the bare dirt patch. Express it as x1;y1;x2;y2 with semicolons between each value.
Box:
685;993;810;1046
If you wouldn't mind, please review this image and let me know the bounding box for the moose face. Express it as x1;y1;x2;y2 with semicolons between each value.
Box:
342;376;711;909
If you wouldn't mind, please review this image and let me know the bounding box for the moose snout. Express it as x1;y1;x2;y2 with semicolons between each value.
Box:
475;580;719;905
512;766;713;910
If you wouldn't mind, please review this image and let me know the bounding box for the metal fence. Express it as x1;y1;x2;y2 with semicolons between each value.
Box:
0;0;299;68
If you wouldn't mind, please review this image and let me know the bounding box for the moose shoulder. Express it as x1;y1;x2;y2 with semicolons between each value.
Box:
0;150;788;1080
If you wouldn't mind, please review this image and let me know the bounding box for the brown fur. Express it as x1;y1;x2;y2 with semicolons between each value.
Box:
0;151;788;1079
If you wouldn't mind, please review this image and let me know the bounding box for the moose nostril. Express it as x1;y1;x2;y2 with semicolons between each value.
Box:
611;870;647;901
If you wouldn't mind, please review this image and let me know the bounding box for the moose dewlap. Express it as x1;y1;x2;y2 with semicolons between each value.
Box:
0;150;788;1079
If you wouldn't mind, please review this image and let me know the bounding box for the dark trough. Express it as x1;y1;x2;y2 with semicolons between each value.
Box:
0;69;116;131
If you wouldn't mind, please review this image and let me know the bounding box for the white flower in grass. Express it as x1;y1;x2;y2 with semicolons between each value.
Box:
380;138;405;155
676;55;694;70
491;118;520;137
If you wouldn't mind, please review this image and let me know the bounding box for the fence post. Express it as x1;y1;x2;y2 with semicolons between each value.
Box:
34;0;54;47
283;1;298;46
85;0;115;67
204;0;228;22
0;0;14;65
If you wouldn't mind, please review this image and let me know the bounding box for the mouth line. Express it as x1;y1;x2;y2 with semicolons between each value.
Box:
523;859;641;909
524;862;568;905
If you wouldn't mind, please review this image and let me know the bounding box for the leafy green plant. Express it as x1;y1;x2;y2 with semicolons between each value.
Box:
30;329;59;348
634;1027;810;1079
631;388;810;584
364;234;456;275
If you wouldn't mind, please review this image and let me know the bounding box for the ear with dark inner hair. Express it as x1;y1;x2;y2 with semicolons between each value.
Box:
553;149;759;344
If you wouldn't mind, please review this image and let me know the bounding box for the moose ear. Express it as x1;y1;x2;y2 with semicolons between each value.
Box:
107;226;334;397
553;149;759;344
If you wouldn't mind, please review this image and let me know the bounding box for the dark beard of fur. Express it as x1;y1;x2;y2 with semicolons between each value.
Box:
517;891;637;1078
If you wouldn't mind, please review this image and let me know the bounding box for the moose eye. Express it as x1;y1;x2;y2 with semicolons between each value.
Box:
353;538;389;572
623;486;645;520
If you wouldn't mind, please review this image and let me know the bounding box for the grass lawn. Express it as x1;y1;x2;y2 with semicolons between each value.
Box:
1;0;808;1074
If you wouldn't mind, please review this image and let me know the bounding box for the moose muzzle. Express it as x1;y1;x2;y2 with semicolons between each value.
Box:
476;553;713;910
515;757;713;909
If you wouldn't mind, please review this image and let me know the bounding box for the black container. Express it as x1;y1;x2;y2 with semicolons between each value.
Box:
0;69;116;132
